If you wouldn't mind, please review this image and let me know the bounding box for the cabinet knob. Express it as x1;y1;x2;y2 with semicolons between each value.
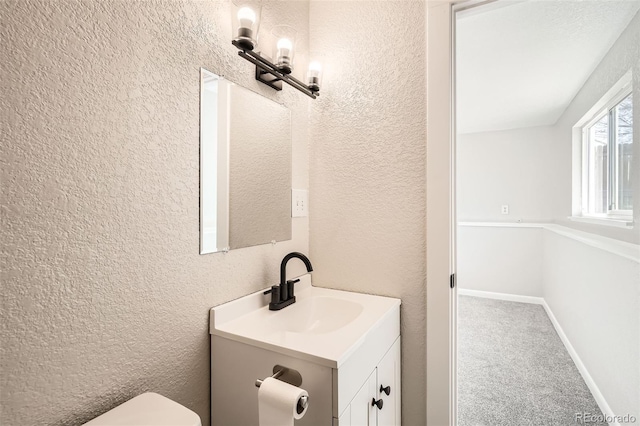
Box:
380;385;391;396
371;398;383;410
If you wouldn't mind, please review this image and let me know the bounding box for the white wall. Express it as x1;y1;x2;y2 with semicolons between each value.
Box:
542;230;640;422
457;126;556;222
0;1;310;424
457;224;543;296
309;2;426;424
550;12;640;244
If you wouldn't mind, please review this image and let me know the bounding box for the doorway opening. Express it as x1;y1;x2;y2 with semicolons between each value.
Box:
454;2;639;425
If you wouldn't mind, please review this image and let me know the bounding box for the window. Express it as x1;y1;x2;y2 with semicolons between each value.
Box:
581;91;633;220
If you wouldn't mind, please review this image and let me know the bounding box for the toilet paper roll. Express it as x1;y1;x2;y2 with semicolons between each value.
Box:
258;377;309;426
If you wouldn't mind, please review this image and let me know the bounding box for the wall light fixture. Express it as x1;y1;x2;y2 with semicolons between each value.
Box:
231;1;261;51
230;2;322;99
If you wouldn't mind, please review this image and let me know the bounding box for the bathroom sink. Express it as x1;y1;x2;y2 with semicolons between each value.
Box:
210;275;400;367
269;296;364;334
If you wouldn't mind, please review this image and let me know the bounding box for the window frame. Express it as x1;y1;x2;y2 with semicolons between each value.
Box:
580;84;633;221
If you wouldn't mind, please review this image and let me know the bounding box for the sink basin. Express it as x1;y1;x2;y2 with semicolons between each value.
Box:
210;275;400;367
270;296;364;334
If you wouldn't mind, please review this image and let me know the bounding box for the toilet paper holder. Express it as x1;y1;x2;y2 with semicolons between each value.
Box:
255;365;302;388
255;365;308;414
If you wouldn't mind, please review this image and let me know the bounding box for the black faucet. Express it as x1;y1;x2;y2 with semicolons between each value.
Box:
266;252;313;311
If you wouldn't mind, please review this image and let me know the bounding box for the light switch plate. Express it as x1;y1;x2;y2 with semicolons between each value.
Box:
292;189;308;217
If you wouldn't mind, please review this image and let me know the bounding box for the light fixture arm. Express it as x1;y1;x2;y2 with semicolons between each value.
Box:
232;40;318;99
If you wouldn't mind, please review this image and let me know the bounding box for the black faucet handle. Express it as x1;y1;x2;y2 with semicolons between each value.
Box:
264;285;281;305
285;278;300;299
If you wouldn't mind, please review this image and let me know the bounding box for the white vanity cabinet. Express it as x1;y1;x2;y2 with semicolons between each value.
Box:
337;338;401;426
210;276;402;426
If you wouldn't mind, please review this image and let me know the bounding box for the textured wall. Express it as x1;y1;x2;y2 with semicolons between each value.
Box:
308;2;427;424
0;1;310;424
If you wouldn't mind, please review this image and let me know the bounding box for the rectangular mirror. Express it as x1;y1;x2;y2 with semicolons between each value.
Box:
200;69;292;254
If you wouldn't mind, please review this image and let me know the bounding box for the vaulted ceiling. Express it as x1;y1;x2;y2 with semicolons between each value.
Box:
456;0;640;134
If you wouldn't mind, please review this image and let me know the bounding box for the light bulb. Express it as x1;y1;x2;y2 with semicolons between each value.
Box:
275;38;293;73
277;38;293;51
234;6;257;50
308;61;322;73
307;61;322;92
237;7;256;26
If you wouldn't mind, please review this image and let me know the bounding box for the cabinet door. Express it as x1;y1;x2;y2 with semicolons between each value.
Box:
338;406;351;426
349;370;377;426
376;338;401;426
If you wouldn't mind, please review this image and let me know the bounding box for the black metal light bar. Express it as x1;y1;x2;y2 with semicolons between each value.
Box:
232;40;318;99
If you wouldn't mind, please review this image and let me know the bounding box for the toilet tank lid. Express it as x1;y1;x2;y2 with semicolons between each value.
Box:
83;392;202;426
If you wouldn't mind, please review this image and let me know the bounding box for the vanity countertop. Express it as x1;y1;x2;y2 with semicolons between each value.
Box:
209;275;401;368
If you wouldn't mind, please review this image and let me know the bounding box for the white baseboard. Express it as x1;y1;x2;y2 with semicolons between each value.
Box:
457;288;544;305
458;288;618;426
541;301;618;426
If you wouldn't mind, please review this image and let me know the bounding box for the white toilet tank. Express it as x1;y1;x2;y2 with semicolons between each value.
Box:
83;392;202;426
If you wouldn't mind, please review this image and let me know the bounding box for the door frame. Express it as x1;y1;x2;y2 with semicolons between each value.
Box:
425;2;456;424
425;1;496;424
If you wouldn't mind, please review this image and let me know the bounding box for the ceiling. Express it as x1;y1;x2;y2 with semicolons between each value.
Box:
456;0;640;134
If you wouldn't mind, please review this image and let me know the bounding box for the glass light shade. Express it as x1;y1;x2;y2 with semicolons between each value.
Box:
306;60;323;92
271;25;297;74
231;1;262;51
